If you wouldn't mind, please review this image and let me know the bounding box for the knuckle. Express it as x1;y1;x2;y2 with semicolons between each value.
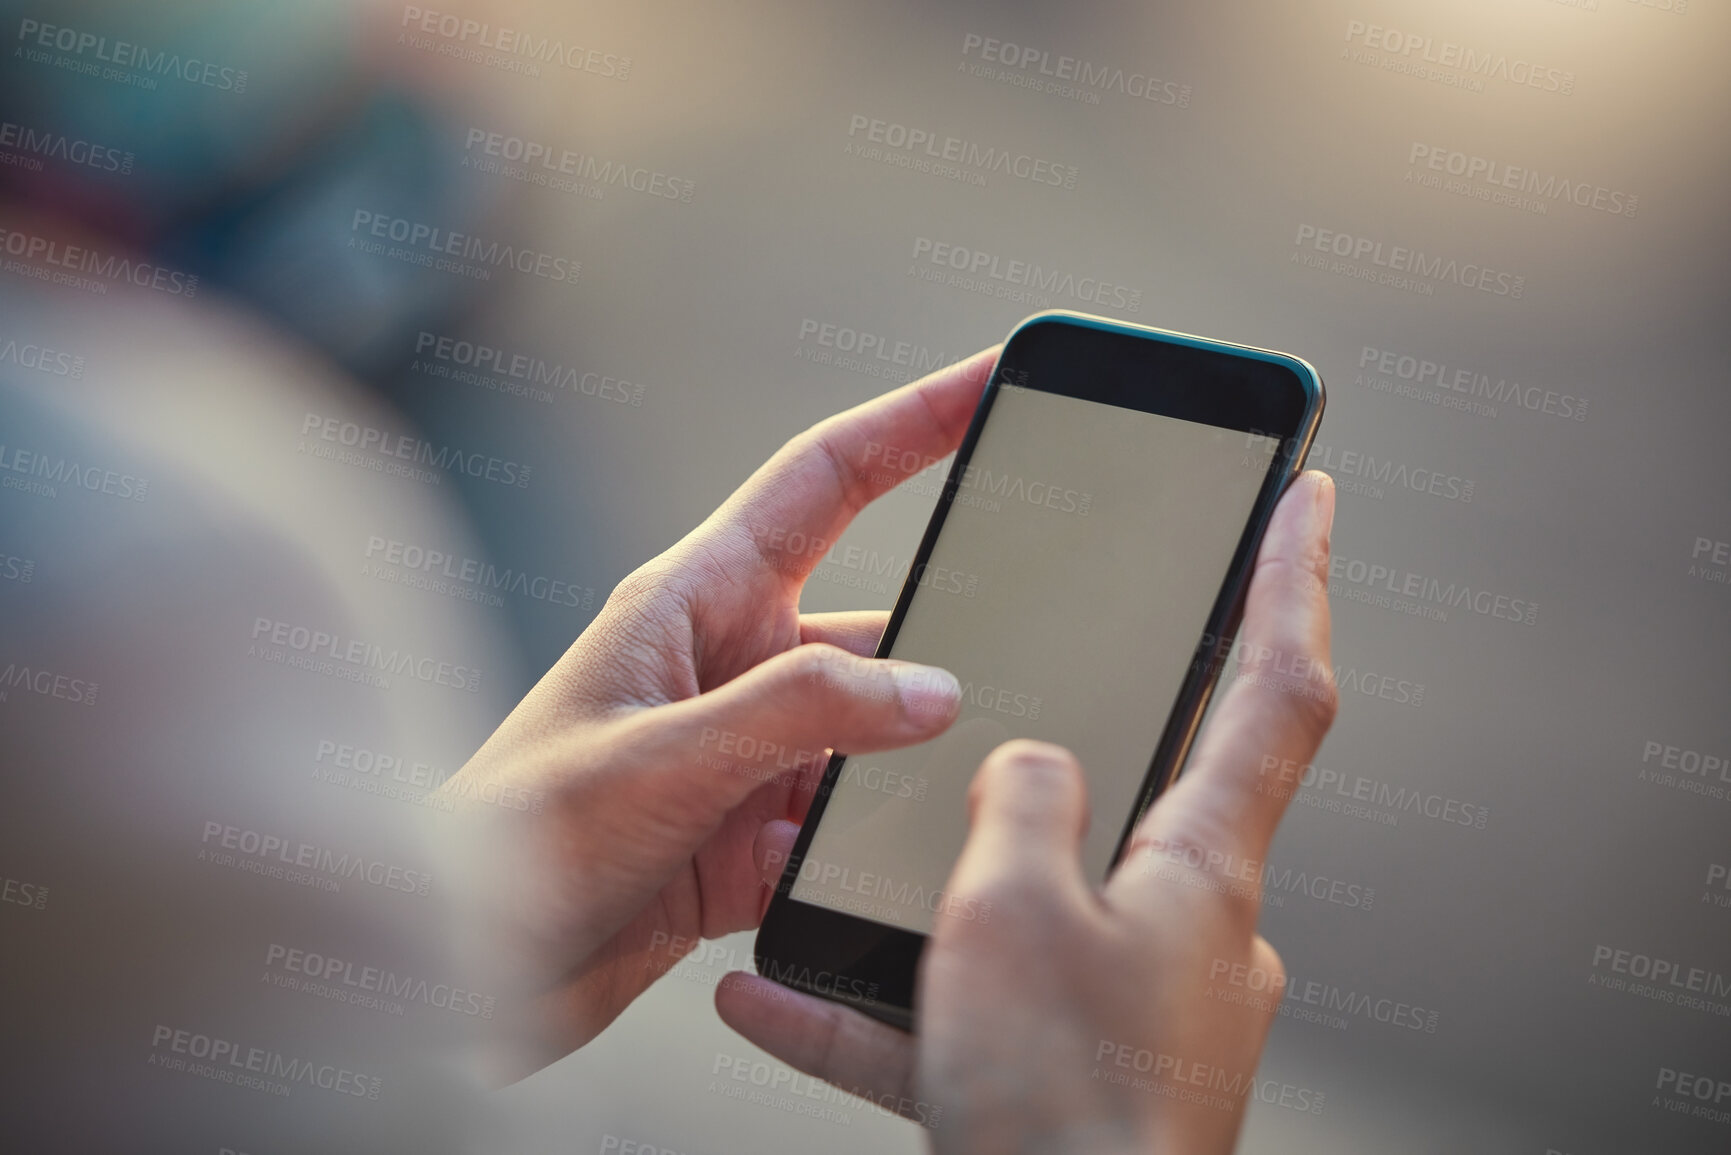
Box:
946;865;1074;945
781;646;888;722
604;557;688;611
769;425;820;469
972;746;1087;841
1256;549;1328;599
1126;821;1264;928
1310;673;1341;730
1249;942;1290;1015
1278;665;1339;736
1223;893;1265;938
939;877;1026;939
786;642;850;685
1256;939;1286;987
984;738;1080;778
956;878;1020;925
788;425;858;483
1234;628;1337;735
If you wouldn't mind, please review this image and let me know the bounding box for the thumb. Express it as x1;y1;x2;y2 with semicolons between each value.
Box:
559;644;961;916
942;740;1093;923
626;643;961;821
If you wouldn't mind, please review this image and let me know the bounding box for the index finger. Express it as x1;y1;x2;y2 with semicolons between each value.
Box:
682;347;999;585
1113;472;1338;891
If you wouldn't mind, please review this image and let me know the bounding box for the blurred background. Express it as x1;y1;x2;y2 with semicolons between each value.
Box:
1;0;1727;1151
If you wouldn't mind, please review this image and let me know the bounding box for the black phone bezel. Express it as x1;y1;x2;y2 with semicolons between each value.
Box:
755;310;1325;1030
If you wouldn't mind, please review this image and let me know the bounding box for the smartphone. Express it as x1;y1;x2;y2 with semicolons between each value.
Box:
754;310;1324;1029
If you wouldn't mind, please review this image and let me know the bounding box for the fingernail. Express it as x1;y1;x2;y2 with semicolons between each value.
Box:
1309;470;1336;528
892;663;960;723
1299;473;1335;590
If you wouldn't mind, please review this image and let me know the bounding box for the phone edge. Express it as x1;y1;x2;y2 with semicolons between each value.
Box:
754;310;1327;1027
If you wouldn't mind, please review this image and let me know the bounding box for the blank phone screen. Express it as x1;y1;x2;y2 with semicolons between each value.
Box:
790;382;1281;934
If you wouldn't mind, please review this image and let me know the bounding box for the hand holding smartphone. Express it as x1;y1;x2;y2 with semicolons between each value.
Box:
754;311;1325;1028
